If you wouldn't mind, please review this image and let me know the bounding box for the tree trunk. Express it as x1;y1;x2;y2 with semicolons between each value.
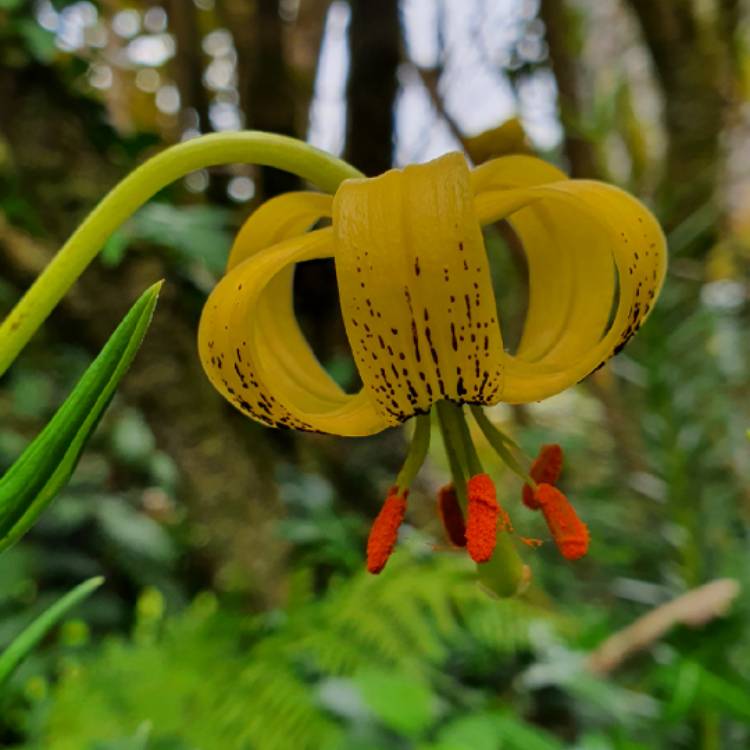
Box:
345;0;401;176
539;0;598;178
167;0;212;134
539;0;647;475
222;0;299;198
627;0;737;252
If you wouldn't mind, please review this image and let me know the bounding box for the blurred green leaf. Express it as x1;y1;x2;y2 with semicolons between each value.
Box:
101;230;131;269
96;498;176;566
16;19;57;62
432;710;565;750
493;712;566;750
433;712;503;750
0;283;161;552
110;410;156;466
0;576;103;687
354;668;436;738
662;659;750;724
127;204;233;275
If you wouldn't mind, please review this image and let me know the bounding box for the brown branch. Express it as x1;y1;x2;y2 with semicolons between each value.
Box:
626;0;731;245
587;579;740;675
414;65;466;148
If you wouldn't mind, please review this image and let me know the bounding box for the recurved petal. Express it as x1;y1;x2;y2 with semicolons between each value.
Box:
473;156;666;403
225;191;345;405
473;155;614;367
226;191;333;270
198;227;388;436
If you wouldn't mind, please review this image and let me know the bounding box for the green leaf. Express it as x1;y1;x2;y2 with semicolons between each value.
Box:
493;712;566;750
435;711;565;750
17;19;58;63
101;229;131;268
0;282;161;552
0;576;103;687
434;712;504;750
128;204;233;275
354;668;436;738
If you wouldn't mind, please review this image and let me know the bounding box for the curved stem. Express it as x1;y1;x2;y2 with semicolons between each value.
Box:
0;131;364;375
395;413;431;490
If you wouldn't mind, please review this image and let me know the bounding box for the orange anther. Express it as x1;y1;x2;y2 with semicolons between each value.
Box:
466;474;509;563
366;487;408;574
523;444;563;509
437;484;466;548
533;483;589;560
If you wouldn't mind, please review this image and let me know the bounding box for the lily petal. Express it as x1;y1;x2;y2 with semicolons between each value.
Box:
472;155;666;402
198;208;387;435
333;153;506;424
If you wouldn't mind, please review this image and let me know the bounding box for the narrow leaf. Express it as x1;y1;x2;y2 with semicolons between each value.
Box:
0;282;161;551
0;576;104;686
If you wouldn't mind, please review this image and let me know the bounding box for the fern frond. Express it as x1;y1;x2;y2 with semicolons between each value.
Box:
34;548;553;750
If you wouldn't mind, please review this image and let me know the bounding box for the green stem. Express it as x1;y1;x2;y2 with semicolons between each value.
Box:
0;132;363;375
395;413;431;490
471;406;535;487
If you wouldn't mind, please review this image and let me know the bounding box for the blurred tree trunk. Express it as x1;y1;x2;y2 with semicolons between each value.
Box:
167;0;211;134
626;0;739;253
538;0;598;179
345;0;400;176
222;0;299;198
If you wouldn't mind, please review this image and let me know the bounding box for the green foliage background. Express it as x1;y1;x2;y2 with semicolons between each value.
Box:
1;1;749;749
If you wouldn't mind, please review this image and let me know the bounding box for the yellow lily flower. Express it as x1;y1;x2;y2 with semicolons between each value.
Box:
198;150;667;594
4;129;668;596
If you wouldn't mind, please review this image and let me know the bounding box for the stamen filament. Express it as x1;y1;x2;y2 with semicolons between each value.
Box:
394;414;432;491
437;401;526;594
471;406;536;487
448;402;484;477
435;402;469;510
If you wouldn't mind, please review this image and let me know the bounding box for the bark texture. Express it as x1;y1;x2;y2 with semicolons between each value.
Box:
345;0;401;176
